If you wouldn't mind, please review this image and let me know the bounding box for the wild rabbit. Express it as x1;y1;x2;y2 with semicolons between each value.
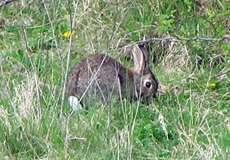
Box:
66;44;158;110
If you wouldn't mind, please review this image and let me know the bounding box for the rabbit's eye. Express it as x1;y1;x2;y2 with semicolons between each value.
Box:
145;81;151;88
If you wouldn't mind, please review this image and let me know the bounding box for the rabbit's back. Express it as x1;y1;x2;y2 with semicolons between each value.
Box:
67;54;128;105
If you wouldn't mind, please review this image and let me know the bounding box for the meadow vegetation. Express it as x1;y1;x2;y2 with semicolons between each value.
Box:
0;0;230;159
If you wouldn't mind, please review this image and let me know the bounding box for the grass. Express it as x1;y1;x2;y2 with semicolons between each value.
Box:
0;0;230;159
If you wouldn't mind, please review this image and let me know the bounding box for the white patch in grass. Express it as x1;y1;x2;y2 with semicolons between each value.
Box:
68;96;82;111
158;113;168;139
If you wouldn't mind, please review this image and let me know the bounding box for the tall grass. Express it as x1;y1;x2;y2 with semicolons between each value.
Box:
0;0;229;159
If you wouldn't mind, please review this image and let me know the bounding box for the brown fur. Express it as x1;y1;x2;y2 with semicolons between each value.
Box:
66;45;158;106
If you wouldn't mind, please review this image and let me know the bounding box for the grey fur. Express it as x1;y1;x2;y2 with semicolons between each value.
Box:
66;44;158;106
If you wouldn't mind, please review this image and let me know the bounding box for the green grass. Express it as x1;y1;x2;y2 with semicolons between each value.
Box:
0;0;230;159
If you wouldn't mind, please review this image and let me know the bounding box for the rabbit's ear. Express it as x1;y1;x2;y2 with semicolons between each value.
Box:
132;44;145;74
138;43;149;68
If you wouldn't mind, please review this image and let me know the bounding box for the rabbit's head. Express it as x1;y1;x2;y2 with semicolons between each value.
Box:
130;44;158;101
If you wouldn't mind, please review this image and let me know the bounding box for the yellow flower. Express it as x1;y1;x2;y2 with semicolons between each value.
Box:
207;82;217;90
63;31;74;38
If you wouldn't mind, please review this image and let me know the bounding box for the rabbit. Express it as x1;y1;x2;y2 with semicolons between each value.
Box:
66;44;158;110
